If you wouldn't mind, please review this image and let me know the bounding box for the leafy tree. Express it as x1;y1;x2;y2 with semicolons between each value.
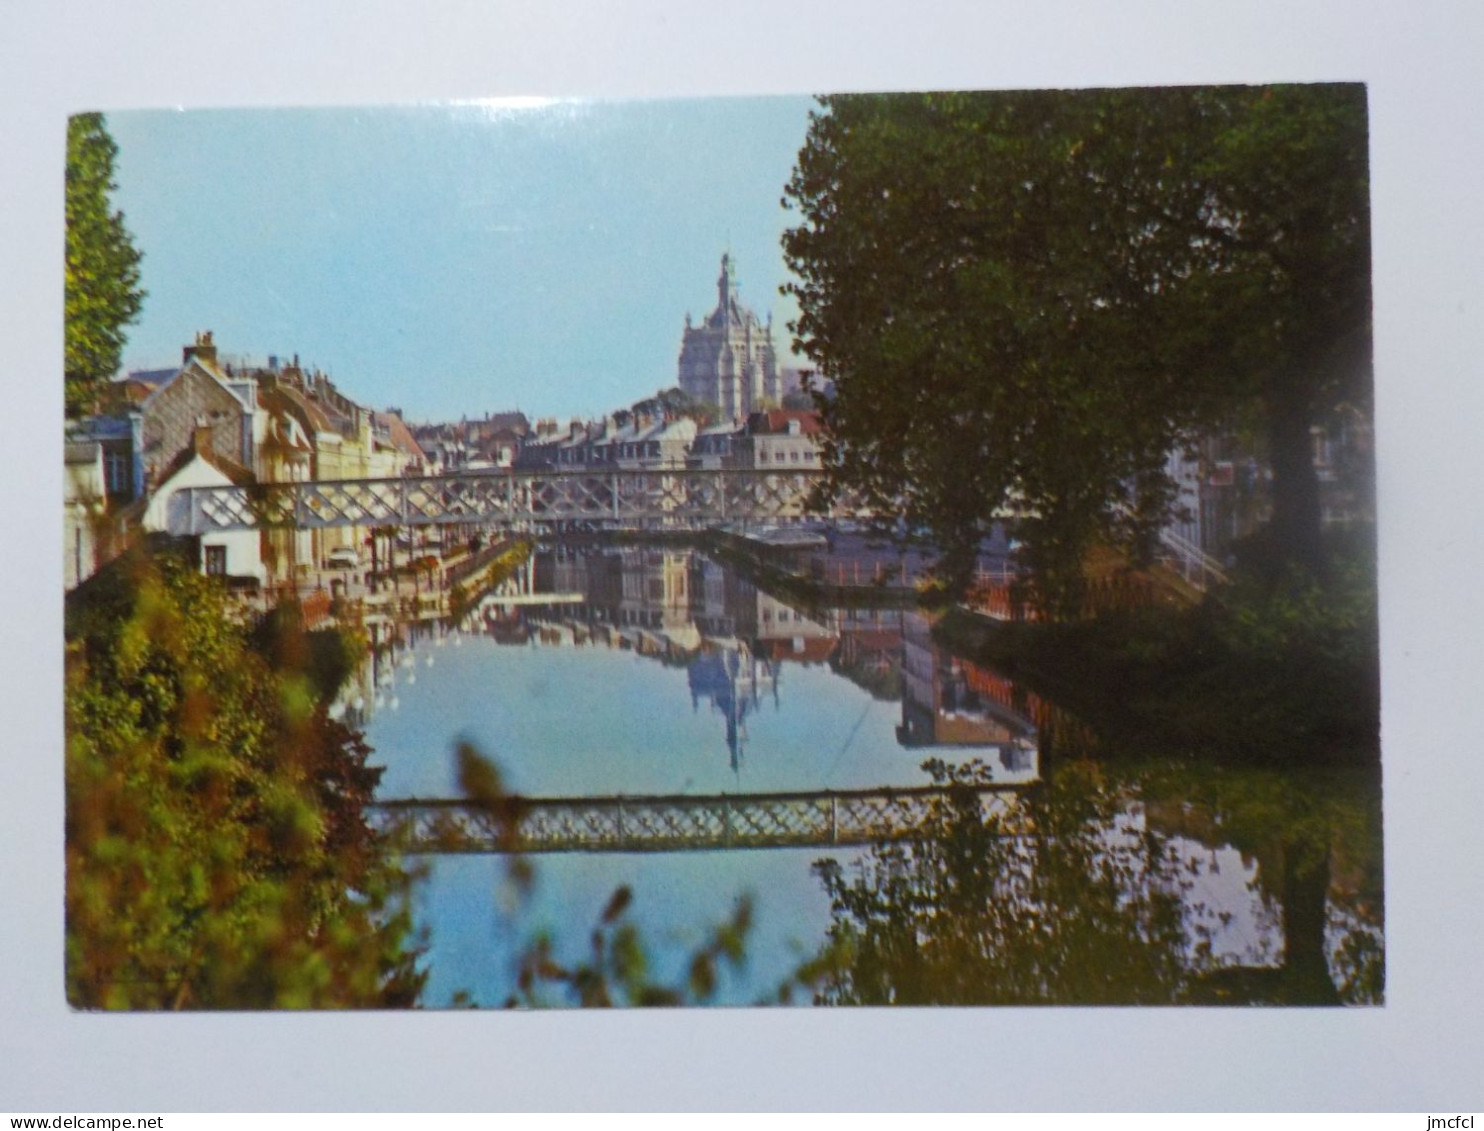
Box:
782;87;1370;603
65;112;144;418
65;549;425;1008
631;386;719;429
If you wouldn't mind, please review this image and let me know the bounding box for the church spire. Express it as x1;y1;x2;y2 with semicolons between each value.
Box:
716;253;736;322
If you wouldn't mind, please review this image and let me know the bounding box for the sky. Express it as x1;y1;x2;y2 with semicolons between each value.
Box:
108;96;816;423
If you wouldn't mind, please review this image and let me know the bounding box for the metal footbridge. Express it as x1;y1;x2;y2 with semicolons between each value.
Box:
366;782;1031;855
183;468;837;535
180;467;1226;592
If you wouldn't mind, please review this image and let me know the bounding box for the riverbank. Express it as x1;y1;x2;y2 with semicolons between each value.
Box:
935;573;1381;768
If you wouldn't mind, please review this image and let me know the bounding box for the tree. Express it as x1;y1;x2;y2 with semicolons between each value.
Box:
782;87;1370;603
795;760;1194;1005
65;549;425;1008
632;386;719;429
65;113;144;418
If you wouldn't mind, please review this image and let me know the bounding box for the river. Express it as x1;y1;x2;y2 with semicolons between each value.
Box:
336;540;1383;1007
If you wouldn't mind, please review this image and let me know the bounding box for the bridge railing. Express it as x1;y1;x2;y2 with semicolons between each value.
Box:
185;468;843;534
1151;525;1229;590
367;782;1031;854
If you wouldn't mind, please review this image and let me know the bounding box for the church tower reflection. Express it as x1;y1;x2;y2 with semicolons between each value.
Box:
687;641;779;774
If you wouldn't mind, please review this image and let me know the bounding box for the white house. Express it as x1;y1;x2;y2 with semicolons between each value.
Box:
142;429;266;585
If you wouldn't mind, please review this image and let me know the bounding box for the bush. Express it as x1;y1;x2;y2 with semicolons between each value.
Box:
65;550;425;1009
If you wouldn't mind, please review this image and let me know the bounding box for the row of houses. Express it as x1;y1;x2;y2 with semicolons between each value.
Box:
63;331;833;593
403;403;828;477
65;332;427;590
516;408;825;474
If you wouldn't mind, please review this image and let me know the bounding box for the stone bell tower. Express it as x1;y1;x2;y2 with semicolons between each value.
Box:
676;253;780;420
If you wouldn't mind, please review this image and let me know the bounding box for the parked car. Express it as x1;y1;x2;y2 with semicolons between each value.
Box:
326;547;361;569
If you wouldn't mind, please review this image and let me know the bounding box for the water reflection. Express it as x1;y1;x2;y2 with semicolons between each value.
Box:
687;644;777;774
799;759;1381;1006
342;541;1381;1007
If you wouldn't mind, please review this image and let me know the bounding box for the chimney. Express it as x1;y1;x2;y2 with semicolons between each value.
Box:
183;330;218;366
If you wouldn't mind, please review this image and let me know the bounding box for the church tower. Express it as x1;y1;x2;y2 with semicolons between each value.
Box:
677;254;781;420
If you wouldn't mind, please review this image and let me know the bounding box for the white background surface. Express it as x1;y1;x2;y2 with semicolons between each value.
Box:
3;0;1482;1112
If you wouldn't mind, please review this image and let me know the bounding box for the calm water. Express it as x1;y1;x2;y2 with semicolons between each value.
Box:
346;543;1383;1007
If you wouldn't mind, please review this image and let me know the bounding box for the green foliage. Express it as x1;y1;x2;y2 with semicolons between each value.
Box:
1132;756;1383;1005
65;550;425;1008
503;887;754;1009
631;386;719;429
794;755;1381;1006
448;746;755;1008
65;113;144;418
249;602;365;703
795;760;1193;1005
782;86;1370;601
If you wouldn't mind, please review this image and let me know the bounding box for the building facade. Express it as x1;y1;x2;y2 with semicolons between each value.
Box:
739;409;824;471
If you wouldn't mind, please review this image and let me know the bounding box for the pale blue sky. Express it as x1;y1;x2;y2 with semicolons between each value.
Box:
108;97;815;422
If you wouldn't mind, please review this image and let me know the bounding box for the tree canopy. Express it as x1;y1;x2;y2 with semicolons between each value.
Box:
782;86;1370;602
65;112;144;418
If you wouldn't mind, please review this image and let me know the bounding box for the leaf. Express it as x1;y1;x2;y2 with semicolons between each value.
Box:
600;885;633;924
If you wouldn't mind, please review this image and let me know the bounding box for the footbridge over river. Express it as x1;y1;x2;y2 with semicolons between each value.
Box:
366;782;1033;855
179;466;1227;589
182;468;844;535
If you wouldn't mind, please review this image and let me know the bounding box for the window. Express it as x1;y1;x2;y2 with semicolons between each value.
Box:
105;453;130;493
204;545;227;576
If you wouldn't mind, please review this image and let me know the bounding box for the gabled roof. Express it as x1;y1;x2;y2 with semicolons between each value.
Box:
376;410;428;462
748;409;823;436
260;382;335;437
156;439;256;490
142;356;253;415
263;411;313;453
483;411;530;435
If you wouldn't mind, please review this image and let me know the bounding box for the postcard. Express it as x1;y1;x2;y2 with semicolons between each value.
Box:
61;89;1380;1013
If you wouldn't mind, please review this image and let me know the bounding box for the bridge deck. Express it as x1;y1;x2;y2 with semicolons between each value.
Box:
367;782;1031;854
